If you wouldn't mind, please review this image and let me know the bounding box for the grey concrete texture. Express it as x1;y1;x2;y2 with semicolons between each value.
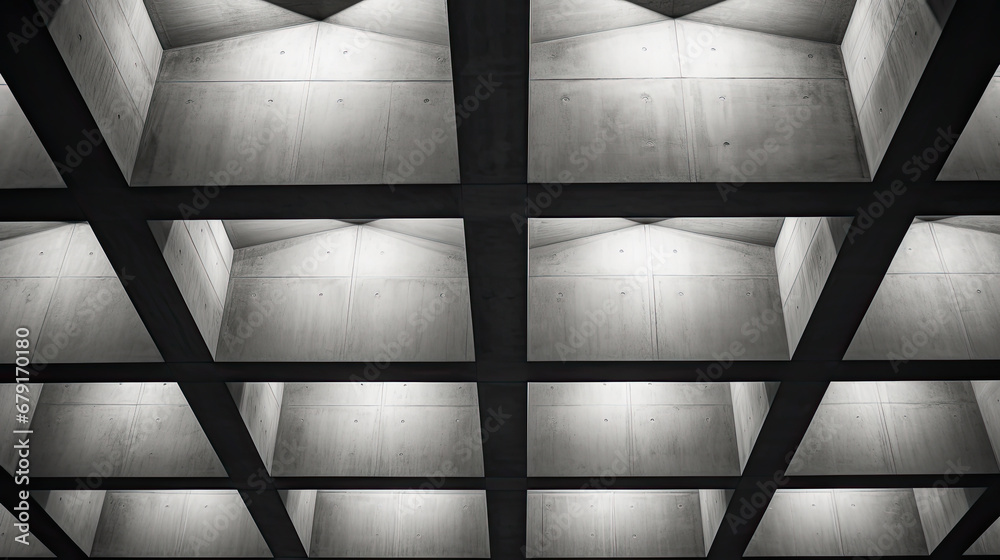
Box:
0;223;161;364
527;382;775;476
525;490;718;557
0;83;64;188
789;382;1000;475
310;490;489;557
25;382;226;477
215;222;474;362
0;508;53;557
528;222;792;361
940;75;1000;180
273;382;484;477
847;220;1000;359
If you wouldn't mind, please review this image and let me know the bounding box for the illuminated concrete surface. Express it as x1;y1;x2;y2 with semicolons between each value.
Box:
789;382;1000;475
0;72;63;188
969;517;1000;555
525;490;723;558
272;382;484;476
0;223;161;364
0;507;53;557
847;218;1000;360
940;68;1000;180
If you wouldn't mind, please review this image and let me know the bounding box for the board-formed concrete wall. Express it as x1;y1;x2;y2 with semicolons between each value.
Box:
846;219;1000;360
0;223;161;364
43;0;163;181
789;382;1000;475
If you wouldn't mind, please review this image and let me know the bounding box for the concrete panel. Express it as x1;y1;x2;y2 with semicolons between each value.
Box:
677;21;845;78
972;381;1000;466
529;382;628;406
118;0;162;78
613;491;705;557
280;489;317;552
377;405;484;476
87;0;155;117
223;219;352;249
745;491;843;556
138;381;189;405
655;218;785;247
367;218;466;248
207;220;234;270
133;81;306;186
783;217;838;352
684;78;868;182
159;24;319;82
345;278;473;361
283;382;383;407
631;404;741;475
273;405;379;476
933;224;1000;273
0;223;67;242
356;227;468;278
231;227;358;278
142;0;312;48
834;489;928;556
61;224;117;278
886;222;947;274
39;383;141;405
530;0;670;42
878;380;978;404
313;23;452;81
969;518;1000;555
311;491;398;557
932;216;1000;237
528;276;654;361
0;279;57;363
732;382;772;471
787;403;895;475
914;487;981;552
383;382;478;407
654;276;788;360
92;491;268;557
845;274;971;360
229;382;281;472
0;86;64;188
30;404;135;477
528;218;637;249
0;508;54;557
530;21;680;80
529;79;691;183
527;491;615;557
162;221;223;357
699;489;729;553
528;405;631;477
383;81;460;184
0;383;44;474
217;277;351;361
39;277;161;362
855;0;941;171
0;225;73;277
682;0;857;43
884;403;999;473
121;405;227;476
294;81;390;184
183;221;230;305
326;0;451;46
48;0;144;179
842;0;906;110
35;490;106;555
629;382;731;406
939;78;1000;180
396;491;490;557
776;217;822;301
648;227;778;276
530;226;648;277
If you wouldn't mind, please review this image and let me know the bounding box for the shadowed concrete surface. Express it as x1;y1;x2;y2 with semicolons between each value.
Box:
310;490;490;557
271;382;484;476
0;222;161;364
525;490;725;557
940;66;1000;180
528;1;869;183
527;219;837;361
788;382;1000;475
970;517;1000;554
0;507;54;557
155;219;474;361
0;72;63;188
527;382;774;476
846;217;1000;360
2;383;225;477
